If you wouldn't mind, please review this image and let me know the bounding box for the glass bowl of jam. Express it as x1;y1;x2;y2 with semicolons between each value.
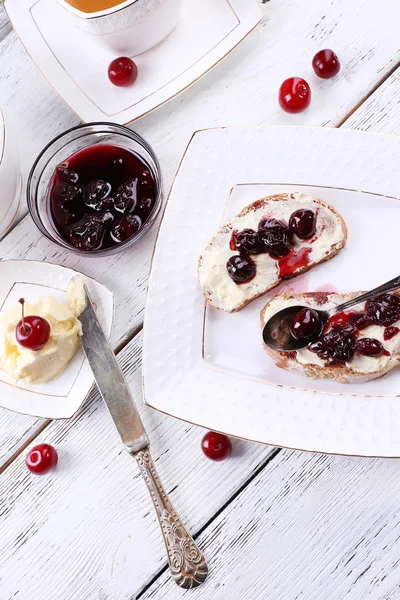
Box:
27;122;163;256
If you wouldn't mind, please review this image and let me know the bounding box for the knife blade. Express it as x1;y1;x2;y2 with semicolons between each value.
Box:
79;284;149;454
78;283;208;588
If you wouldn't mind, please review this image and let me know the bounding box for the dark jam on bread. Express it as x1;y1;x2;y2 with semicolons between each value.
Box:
384;326;400;341
289;209;316;239
277;247;312;278
309;323;358;362
226;255;256;283
227;210;317;284
49;144;156;252
305;292;400;363
366;293;400;326
323;310;355;330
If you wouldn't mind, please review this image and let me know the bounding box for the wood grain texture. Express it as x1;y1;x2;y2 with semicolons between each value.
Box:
141;448;400;600
0;32;78;185
342;66;400;134
0;6;11;41
0;0;399;467
0;331;275;600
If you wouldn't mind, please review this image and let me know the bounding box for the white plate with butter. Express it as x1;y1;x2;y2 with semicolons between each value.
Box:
0;260;113;419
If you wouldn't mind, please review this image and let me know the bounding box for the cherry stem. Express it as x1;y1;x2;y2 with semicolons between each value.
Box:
18;298;27;334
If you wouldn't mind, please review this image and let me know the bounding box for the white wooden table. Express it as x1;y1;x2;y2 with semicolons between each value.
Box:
0;1;399;598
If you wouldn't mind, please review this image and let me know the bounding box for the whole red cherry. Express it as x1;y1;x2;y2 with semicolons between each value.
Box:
312;49;340;79
15;299;50;351
289;209;316;239
279;77;311;113
26;444;58;475
108;57;138;87
201;431;232;461
290;308;322;340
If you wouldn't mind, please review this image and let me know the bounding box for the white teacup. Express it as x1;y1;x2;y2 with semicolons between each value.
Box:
56;0;182;56
0;108;21;240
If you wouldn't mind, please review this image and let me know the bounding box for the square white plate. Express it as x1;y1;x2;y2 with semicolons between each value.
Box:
5;0;261;124
0;260;114;419
143;126;400;457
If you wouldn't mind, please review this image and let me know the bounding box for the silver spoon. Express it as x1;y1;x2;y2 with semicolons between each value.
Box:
263;275;400;352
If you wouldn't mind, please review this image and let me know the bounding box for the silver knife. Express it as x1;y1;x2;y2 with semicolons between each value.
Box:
79;284;208;589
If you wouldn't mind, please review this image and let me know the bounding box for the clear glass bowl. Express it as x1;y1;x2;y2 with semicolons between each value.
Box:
27;122;163;256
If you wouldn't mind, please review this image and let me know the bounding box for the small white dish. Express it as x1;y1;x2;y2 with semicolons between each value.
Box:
0;107;22;240
143;126;400;457
5;0;262;124
0;260;114;419
57;0;182;56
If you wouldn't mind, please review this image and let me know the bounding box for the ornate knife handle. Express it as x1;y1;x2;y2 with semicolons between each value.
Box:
134;449;208;589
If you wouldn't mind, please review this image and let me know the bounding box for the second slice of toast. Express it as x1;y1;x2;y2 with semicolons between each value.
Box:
260;291;400;383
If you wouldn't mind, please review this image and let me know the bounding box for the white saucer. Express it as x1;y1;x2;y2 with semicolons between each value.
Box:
0;261;114;419
143;126;400;457
5;0;262;124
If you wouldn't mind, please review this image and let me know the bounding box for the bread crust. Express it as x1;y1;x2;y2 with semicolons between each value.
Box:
198;193;348;312
260;291;400;383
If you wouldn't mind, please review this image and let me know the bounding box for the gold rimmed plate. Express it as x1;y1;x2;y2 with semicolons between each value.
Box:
0;260;114;419
143;125;400;457
4;0;262;124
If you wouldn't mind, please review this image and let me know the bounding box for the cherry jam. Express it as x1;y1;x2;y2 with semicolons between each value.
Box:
226;210;317;284
278;247;311;278
384;326;400;341
48;144;156;252
324;310;356;332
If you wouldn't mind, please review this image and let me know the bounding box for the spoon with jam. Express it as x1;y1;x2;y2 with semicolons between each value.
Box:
263;275;400;352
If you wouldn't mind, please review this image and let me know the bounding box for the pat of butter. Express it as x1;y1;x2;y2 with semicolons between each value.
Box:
68;276;87;317
0;277;86;385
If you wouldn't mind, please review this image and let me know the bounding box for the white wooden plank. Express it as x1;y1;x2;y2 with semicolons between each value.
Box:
0;6;11;41
0;1;399;467
343;65;400;135
0;330;276;600
141;448;400;600
0;32;79;186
